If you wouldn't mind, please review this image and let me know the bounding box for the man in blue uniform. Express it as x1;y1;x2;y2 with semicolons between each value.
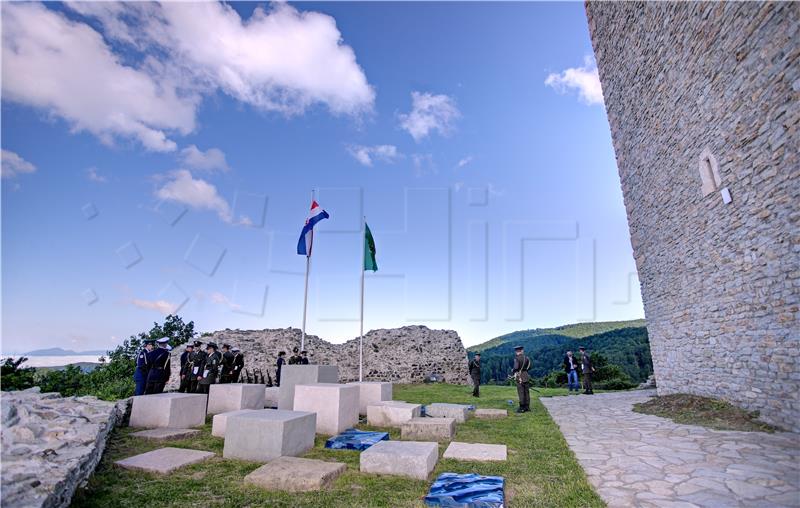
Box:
134;339;155;396
145;337;171;394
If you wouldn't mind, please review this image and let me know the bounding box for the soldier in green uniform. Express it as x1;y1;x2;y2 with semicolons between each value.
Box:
188;340;206;394
198;342;221;394
178;343;194;393
220;344;234;383
288;346;301;365
511;345;531;413
231;347;244;383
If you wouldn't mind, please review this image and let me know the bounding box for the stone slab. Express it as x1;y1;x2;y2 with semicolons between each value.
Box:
264;386;279;408
293;383;359;435
443;442;507;462
207;383;266;415
426;403;470;423
366;401;422;427
115;447;215;474
346;381;393;416
360;440;439;480
211;409;262;437
244;456;346;492
401;417;456;441
129;393;207;429
474;409;508;419
130;428;201;441
223;409;316;462
278;365;339;410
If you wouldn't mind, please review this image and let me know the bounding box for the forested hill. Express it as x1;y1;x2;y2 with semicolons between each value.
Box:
470;321;652;384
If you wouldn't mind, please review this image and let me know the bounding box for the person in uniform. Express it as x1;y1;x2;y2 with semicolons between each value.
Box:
198;342;221;394
220;344;234;383
275;351;286;386
178;343;194;393
145;337;171;394
231;347;244;383
469;353;481;397
134;339;154;396
288;347;301;365
511;345;531;413
300;350;310;365
188;340;206;393
579;346;595;395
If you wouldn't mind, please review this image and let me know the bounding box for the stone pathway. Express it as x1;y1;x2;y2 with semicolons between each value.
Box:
541;390;800;508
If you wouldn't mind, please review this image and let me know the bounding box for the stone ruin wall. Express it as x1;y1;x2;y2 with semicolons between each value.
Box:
586;2;799;431
167;325;471;390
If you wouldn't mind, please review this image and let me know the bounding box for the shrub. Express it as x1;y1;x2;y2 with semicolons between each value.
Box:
1;357;37;391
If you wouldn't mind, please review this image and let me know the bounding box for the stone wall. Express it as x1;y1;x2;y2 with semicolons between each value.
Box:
1;388;127;508
586;2;799;431
166;325;471;390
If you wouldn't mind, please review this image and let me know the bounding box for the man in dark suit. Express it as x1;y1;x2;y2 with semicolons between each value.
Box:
512;346;531;413
469;353;481;397
579;346;594;394
563;350;580;393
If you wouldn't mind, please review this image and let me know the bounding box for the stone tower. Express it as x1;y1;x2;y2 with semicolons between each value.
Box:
586;2;799;431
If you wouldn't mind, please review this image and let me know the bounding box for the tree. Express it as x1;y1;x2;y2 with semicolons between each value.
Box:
1;357;36;391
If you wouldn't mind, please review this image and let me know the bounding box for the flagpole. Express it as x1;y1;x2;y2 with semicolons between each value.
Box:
359;215;366;382
301;189;315;351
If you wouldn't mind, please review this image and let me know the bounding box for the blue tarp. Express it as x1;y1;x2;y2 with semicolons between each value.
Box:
424;473;505;507
324;429;389;451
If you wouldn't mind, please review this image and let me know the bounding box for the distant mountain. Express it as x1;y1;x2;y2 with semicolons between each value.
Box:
469;319;646;352
24;347;107;356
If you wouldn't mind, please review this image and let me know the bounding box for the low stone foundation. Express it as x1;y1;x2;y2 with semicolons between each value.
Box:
1;388;127;508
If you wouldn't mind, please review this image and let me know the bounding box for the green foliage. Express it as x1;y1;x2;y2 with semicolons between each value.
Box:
533;353;637;390
469;319;646;352
1;357;37;391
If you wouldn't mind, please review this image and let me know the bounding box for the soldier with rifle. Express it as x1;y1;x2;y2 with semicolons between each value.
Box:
178;343;194;393
231;347;244;382
511;345;532;413
188;340;206;393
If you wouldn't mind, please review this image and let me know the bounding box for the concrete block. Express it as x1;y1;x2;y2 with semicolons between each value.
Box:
426;403;470;423
278;365;339;410
129;393;207;429
360;440;439;480
366;401;422;427
207;383;266;415
130;428;200;441
211;409;262;437
474;409;508;419
223;409;316;462
346;381;393;416
401;417;456;441
264;386;279;408
293;383;359;435
244;456;346;492
443;442;507;462
115;447;214;474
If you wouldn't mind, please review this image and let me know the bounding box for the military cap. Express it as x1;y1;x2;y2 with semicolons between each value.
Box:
206;342;218;350
514;345;524;351
578;346;586;351
232;347;240;353
156;337;170;344
193;340;203;347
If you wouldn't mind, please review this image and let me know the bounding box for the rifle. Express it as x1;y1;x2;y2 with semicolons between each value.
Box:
507;371;542;394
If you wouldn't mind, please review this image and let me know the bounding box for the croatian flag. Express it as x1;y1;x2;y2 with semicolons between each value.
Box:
297;200;330;256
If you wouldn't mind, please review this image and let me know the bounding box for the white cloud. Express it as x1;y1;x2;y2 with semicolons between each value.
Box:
155;169;232;222
411;153;437;177
209;292;242;311
180;145;230;173
131;298;178;315
85;167;108;183
1;149;36;178
347;144;400;167
456;156;473;169
544;56;604;106
399;92;461;142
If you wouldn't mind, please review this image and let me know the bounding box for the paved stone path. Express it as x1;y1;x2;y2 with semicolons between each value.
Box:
541;390;800;508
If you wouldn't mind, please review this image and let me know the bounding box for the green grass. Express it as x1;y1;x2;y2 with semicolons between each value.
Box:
72;384;604;507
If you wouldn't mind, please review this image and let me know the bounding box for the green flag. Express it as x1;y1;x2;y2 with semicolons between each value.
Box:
364;222;377;271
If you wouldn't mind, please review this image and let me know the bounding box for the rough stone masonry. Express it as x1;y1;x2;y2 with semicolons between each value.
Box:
167;325;471;390
586;2;799;431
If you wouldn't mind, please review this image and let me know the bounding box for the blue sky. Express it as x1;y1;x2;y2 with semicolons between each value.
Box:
1;1;643;353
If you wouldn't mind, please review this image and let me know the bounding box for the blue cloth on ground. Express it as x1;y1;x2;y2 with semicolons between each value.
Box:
467;405;476;411
325;429;389;451
424;473;505;507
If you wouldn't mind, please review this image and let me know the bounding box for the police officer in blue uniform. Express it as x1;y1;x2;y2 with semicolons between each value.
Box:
134;339;155;396
145;337;172;394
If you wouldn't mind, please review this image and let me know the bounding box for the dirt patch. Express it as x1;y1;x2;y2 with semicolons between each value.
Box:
633;394;780;433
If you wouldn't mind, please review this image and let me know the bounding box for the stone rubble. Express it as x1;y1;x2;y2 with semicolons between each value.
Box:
1;388;126;508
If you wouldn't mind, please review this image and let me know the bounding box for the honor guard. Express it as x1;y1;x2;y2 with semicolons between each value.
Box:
178;343;194;393
276;351;286;386
220;344;234;383
188;340;206;393
231;347;244;383
145;337;171;394
300;350;310;365
134;339;155;396
469;353;481;397
198;342;221;394
288;347;301;365
511;345;532;413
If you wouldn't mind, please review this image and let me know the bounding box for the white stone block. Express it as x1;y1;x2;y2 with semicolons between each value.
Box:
278;365;339;410
207;383;266;415
426;403;470;423
115;447;214;474
360;440;438;480
293;383;359;435
212;409;262;437
264;387;279;408
443;442;507;462
400;417;456;441
346;382;393;416
129;393;207;429
474;408;508;419
366;401;422;427
244;457;347;492
223;409;316;462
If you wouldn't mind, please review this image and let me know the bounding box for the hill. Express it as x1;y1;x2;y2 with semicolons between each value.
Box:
469;319;646;352
24;347;107;356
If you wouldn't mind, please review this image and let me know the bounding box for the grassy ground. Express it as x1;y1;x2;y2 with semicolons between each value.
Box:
632;393;779;433
72;384;604;507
